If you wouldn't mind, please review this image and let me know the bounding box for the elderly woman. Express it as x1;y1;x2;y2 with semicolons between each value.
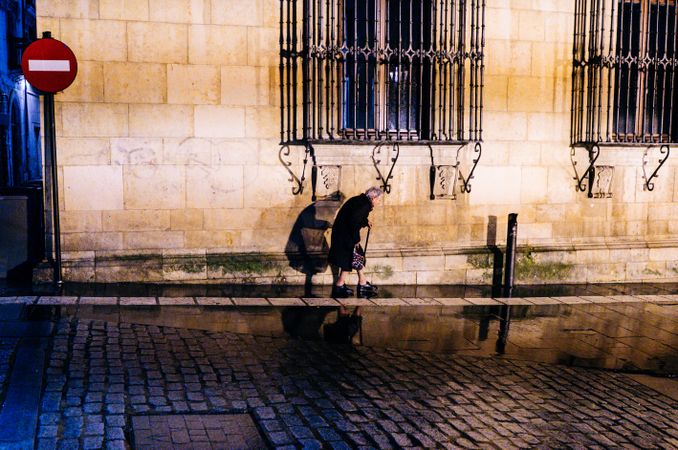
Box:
328;187;383;298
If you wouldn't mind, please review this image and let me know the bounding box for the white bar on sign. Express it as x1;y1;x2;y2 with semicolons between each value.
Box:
28;60;71;72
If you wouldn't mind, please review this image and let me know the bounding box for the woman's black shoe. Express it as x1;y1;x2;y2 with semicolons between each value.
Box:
332;284;353;298
356;282;377;298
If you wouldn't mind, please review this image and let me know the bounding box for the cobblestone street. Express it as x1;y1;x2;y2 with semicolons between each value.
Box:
4;0;678;448
33;311;678;449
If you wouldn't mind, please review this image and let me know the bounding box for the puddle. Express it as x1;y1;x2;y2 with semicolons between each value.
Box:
39;301;678;377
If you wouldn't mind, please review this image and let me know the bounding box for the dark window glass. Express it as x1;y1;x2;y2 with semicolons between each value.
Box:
614;1;641;139
614;0;677;142
386;0;424;132
644;2;676;139
343;0;377;131
342;0;431;136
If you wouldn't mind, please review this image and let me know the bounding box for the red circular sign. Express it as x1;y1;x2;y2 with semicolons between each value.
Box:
21;37;78;93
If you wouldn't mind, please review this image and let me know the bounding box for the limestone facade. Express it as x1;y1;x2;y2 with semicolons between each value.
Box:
37;0;678;285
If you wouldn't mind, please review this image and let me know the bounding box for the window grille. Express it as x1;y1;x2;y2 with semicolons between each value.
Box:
280;0;485;144
572;0;678;145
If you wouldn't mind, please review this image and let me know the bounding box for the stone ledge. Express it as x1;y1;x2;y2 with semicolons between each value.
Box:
61;238;678;262
51;239;678;284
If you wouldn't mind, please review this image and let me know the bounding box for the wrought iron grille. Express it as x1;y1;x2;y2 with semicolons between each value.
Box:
280;0;485;144
572;0;678;145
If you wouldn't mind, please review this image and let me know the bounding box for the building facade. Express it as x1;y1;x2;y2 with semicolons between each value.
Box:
0;0;41;279
36;0;678;285
0;0;39;187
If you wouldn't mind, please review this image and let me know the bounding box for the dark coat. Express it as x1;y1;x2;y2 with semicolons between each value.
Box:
328;194;372;271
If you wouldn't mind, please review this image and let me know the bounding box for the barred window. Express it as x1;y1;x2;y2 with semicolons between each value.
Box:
280;0;484;144
572;0;678;145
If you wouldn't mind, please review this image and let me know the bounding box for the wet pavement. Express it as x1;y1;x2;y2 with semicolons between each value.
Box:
0;288;677;449
60;299;678;375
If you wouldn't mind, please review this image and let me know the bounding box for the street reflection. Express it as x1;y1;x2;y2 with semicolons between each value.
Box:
58;301;678;376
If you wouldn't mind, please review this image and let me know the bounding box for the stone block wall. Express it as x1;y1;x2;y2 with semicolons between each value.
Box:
37;0;678;285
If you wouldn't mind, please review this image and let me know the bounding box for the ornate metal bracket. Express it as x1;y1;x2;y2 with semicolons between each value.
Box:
570;144;600;198
279;143;314;196
642;145;671;191
371;142;400;194
458;142;482;194
279;143;344;201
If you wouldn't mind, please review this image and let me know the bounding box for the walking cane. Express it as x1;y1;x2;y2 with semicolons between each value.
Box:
363;225;371;265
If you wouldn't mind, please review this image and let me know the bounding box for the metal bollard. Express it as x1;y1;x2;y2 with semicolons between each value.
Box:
503;213;518;298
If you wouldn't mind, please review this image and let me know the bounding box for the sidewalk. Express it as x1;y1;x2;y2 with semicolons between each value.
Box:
0;294;676;449
1;292;676;307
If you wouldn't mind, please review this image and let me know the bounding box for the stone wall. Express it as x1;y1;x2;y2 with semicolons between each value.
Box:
37;0;678;285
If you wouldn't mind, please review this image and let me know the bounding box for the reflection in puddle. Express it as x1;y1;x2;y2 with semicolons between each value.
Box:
56;301;678;376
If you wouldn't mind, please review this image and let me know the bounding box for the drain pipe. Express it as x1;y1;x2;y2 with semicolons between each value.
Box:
502;213;518;298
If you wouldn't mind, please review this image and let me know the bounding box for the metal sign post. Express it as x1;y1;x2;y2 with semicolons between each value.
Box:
21;31;78;286
43;93;61;285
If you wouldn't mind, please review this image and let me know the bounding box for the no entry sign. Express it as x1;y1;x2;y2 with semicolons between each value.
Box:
21;37;78;93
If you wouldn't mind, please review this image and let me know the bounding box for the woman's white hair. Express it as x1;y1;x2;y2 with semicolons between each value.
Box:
365;186;384;200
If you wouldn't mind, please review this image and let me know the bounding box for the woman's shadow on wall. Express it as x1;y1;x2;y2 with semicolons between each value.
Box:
284;192;344;296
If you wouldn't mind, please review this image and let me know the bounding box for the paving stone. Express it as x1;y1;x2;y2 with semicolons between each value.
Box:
58;438;80;450
38;425;58;439
40;413;61;425
83;436;103;449
371;297;407;306
37;438;57;450
268;298;305;306
84;422;104;436
254;406;276;420
63;407;81;418
41;393;62;411
337;298;376;307
195;297;233;306
290;425;315;440
158;297;195;305
391;432;412;446
106;427;125;440
83;402;102;414
105;440;126;450
119;297;157;306
269;430;294;445
434;298;471;306
233;298;270;306
303;298;340;307
38;297;78;305
298;438;322;449
79;297;118;305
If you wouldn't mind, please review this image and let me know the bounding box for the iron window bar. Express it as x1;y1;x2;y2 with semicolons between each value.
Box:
571;0;675;195
280;0;484;200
